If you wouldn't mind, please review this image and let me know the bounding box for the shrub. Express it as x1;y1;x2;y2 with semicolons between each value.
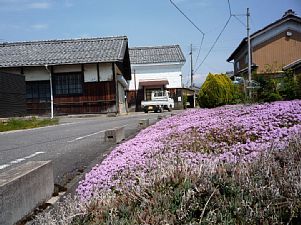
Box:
255;71;301;102
197;73;234;108
265;92;283;102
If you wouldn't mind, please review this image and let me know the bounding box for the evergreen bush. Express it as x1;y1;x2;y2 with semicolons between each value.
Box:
197;73;234;108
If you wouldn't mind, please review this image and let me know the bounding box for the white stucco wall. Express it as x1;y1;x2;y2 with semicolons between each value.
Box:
129;63;183;91
83;63;113;82
84;64;98;82
24;67;49;81
99;63;113;81
0;63;114;83
53;65;81;73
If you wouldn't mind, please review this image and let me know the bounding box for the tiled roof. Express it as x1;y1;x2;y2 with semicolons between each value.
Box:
129;45;186;64
0;36;128;67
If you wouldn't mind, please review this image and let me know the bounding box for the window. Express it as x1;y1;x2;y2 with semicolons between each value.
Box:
26;81;50;101
236;61;239;70
54;72;83;95
145;88;162;101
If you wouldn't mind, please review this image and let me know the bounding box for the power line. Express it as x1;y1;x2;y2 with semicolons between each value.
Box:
169;0;205;69
195;16;232;73
227;0;232;17
194;35;205;66
233;14;246;27
194;0;233;73
194;0;249;73
169;0;205;36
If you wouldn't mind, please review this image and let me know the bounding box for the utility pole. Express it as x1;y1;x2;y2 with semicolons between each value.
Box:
247;8;252;99
190;44;193;88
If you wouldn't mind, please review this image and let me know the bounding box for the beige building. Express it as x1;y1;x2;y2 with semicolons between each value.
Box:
227;9;301;77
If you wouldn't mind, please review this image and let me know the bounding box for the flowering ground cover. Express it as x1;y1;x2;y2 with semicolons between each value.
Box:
35;100;301;224
77;100;301;200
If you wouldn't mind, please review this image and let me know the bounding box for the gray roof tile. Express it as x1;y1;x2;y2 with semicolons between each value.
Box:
129;45;186;65
0;36;128;67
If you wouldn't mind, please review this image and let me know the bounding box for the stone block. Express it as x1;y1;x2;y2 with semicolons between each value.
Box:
138;119;149;128
105;126;125;143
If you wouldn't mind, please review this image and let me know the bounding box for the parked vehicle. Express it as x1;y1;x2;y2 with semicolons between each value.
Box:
141;90;174;113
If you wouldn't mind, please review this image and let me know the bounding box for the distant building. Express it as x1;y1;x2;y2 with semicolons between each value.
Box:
0;36;131;115
227;9;301;78
128;45;188;111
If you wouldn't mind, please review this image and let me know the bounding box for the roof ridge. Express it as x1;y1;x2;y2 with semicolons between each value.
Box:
0;35;128;46
129;45;180;50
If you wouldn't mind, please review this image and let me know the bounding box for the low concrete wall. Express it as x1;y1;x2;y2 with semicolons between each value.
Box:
0;161;54;225
105;126;125;143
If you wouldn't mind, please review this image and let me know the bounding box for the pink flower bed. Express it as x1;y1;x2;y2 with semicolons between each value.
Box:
77;100;301;200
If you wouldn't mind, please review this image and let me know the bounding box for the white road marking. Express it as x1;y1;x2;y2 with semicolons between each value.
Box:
67;131;105;143
10;158;26;164
0;151;45;170
24;151;45;159
0;164;9;170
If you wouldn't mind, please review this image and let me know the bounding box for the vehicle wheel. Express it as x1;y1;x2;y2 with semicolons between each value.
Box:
144;109;148;113
168;108;172;112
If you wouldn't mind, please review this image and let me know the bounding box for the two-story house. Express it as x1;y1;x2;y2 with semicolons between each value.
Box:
227;9;301;78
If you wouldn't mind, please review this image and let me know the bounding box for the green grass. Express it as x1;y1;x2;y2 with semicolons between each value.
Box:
0;117;59;132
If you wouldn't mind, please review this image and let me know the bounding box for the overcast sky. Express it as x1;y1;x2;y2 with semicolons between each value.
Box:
0;0;300;86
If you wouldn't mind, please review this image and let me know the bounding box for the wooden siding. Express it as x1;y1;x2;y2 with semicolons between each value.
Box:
54;81;116;114
28;81;116;115
0;72;26;117
253;29;301;73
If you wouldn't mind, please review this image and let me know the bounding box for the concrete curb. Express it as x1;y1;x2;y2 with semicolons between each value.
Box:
0;161;53;225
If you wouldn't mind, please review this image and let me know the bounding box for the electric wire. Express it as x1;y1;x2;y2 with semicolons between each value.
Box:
170;0;247;77
169;0;205;67
194;16;232;73
194;34;205;66
169;0;205;36
227;0;232;17
233;14;246;27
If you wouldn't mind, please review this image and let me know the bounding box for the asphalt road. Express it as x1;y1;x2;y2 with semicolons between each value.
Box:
0;112;171;187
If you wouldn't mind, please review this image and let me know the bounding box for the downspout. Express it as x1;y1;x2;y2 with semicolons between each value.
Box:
113;63;119;114
134;69;137;112
45;65;54;119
